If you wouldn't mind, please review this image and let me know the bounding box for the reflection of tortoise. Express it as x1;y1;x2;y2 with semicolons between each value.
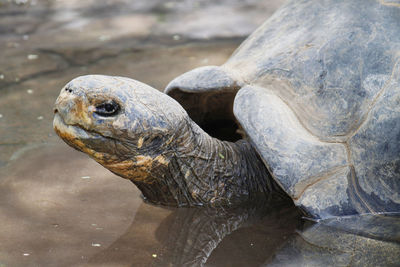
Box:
53;0;400;219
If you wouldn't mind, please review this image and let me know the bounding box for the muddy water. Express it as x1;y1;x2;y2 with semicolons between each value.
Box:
1;1;399;266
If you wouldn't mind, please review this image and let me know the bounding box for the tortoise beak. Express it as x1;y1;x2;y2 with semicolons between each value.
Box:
54;88;76;121
54;85;93;128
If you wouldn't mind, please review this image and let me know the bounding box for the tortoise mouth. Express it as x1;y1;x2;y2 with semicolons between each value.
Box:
53;112;98;141
53;113;113;158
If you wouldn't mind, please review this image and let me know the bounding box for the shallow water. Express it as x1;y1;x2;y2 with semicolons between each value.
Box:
0;1;399;266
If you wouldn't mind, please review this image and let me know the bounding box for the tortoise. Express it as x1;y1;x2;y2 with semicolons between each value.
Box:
53;0;400;219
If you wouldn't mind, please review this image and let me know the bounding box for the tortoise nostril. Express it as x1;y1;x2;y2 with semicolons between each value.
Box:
54;108;58;114
65;88;73;93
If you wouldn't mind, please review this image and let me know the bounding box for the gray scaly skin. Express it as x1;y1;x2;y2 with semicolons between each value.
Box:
53;75;275;207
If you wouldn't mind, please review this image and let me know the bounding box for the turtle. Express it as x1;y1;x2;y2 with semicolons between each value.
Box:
53;0;400;219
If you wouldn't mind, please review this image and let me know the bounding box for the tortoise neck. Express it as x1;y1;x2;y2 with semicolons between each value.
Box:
134;120;275;206
186;123;274;205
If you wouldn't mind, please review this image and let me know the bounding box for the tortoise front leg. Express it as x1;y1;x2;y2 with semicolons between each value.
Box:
234;85;365;219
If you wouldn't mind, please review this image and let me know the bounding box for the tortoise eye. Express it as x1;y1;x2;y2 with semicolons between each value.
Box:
95;101;120;117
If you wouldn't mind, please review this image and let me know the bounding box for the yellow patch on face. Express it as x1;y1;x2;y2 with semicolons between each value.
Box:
191;190;198;200
185;169;191;178
112;155;169;183
55;91;93;128
154;155;168;165
55;114;169;185
104;155;158;183
105;159;149;182
74;99;93;126
137;137;144;149
135;155;153;165
165;136;175;146
54;121;104;161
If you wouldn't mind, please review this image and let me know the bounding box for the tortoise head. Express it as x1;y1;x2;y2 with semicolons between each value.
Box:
53;74;273;206
53;75;188;182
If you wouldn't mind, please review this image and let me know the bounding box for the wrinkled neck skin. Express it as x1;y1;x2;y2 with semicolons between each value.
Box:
128;120;274;207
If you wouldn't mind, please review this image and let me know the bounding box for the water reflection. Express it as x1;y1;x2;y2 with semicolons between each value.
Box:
269;214;400;267
87;196;301;267
86;198;400;267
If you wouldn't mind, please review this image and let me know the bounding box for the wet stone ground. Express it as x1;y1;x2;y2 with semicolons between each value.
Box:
0;0;399;266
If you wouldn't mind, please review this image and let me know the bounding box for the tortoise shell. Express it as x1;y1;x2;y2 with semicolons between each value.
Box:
165;0;400;218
